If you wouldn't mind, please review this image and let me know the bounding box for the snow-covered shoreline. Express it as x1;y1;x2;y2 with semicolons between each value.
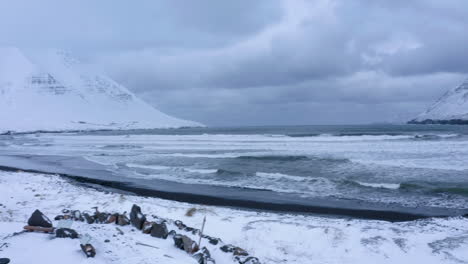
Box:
1;170;468;264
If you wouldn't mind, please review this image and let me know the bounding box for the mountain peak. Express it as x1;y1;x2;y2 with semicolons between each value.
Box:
0;47;201;133
410;77;468;124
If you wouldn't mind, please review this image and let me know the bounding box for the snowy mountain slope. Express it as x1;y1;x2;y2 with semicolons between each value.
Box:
0;47;201;133
410;78;468;124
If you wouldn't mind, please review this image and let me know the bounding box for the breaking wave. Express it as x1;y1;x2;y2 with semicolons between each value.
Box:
185;168;218;174
126;163;171;170
354;181;401;190
237;155;309;161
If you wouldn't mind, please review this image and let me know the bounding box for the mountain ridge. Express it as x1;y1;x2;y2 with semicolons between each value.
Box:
0;47;201;133
409;77;468;125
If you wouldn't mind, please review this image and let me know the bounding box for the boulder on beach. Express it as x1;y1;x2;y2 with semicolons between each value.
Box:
27;209;52;228
96;212;110;224
83;212;95;224
142;221;153;234
150;221;169;239
80;244;96;258
193;247;215;264
237;256;260;264
174;220;187;230
130;204;146;230
220;244;249;256
56;228;79;239
173;234;198;253
117;214;130;226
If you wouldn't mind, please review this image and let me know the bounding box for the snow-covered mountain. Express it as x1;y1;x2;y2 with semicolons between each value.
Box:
0;47;201;133
410;78;468;124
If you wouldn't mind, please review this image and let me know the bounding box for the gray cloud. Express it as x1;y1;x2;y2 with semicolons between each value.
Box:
1;0;468;125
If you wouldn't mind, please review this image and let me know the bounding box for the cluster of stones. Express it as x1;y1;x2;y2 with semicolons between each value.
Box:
25;209;95;258
171;219;260;264
52;204;261;264
129;204;216;264
55;208;130;226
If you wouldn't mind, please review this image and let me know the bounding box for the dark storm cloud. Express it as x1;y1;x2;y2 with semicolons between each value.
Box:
1;0;467;125
0;0;282;50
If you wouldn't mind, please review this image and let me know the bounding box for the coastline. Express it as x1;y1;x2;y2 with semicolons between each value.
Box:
0;164;434;222
0;154;465;222
1;170;468;263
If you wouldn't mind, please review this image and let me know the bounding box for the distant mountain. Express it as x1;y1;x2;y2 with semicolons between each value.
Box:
409;78;468;125
0;47;201;133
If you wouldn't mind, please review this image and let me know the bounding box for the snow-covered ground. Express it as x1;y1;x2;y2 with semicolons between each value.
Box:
1;171;468;264
0;47;201;133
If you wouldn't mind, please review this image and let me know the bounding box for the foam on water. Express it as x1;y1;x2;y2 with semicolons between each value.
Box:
126;163;172;170
2;125;468;211
355;181;401;190
185;168;218;174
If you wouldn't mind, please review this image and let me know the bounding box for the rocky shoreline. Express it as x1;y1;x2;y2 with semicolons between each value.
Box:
10;205;260;264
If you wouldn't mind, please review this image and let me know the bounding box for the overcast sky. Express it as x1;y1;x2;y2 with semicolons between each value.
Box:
1;0;468;126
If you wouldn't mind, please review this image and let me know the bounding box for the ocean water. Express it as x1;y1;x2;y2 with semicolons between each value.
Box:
1;124;468;220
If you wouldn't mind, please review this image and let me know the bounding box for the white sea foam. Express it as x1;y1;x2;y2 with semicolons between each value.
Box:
356;181;401;190
126;163;171;170
162;153;245;158
256;172;309;182
185;168;218;174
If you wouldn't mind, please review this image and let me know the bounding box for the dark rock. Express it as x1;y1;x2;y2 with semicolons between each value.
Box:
173;234;184;250
27;209;52;228
238;256;260;264
83;213;95;224
0;258;10;264
205;236;220;245
220;244;234;253
234;248;249;257
106;213;118;224
142;221;153;234
220;244;248;256
181;235;198;253
55;228;79;239
96;212;110;224
117;214;130;226
209;238;219;245
185;226;201;235
150;222;168;239
54;215;65;221
130;204;146;230
62;209;70;214
174;220;186;230
80;244;96;258
168;230;177;237
104;239;110;243
193;247;215;264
